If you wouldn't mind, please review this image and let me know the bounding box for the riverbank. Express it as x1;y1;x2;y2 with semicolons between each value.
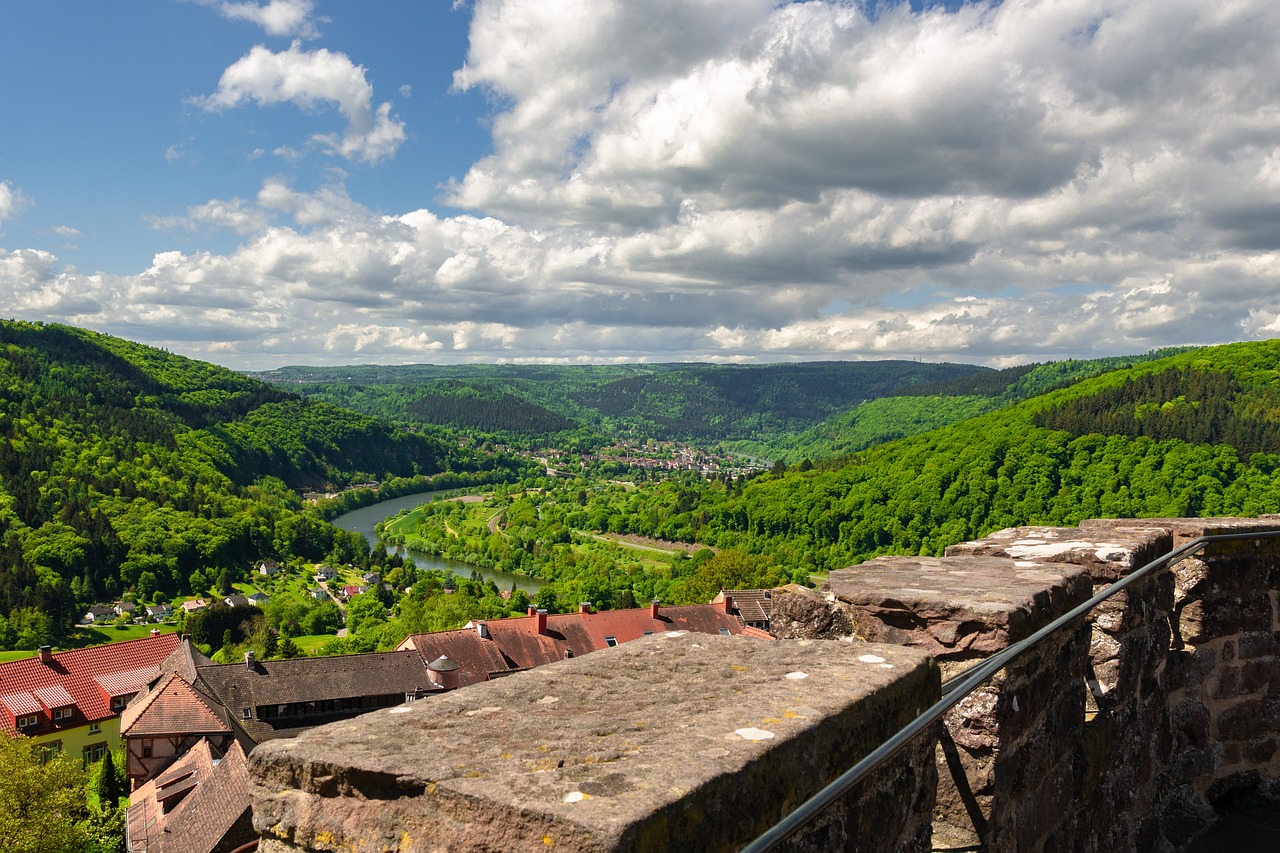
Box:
330;490;543;593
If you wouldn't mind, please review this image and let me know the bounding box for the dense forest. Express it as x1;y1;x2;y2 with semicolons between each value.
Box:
381;341;1280;594
0;321;528;642
253;360;991;444
8;320;1280;649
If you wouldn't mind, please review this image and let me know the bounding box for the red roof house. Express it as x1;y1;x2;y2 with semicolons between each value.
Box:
0;633;181;745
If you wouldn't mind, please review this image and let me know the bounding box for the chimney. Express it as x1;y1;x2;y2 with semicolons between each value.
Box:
578;602;592;614
38;645;53;665
527;604;538;617
650;599;660;618
150;628;160;637
535;609;548;635
245;650;255;670
721;595;734;614
476;622;490;639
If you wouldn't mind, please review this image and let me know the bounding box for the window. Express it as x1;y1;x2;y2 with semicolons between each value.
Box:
719;628;731;636
242;707;252;719
82;743;107;766
604;636;618;647
141;740;153;758
53;707;73;722
17;714;38;729
88;722;101;734
111;694;133;712
38;742;62;764
642;631;654;637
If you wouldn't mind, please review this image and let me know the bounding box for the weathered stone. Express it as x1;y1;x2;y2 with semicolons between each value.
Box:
1216;695;1280;742
826;555;1092;661
769;584;855;641
945;525;1171;582
1238;630;1280;659
250;634;939;853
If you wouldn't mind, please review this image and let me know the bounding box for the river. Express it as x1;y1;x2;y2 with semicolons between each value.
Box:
330;490;543;593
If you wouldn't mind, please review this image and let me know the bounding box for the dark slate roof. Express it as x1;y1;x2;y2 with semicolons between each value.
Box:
194;651;436;742
0;633;181;735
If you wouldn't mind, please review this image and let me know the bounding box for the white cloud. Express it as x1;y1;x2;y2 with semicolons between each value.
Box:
202;0;321;38
196;42;406;164
0;181;29;226
6;1;1280;369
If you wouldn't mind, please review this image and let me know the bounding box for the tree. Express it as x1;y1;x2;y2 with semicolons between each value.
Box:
0;734;96;853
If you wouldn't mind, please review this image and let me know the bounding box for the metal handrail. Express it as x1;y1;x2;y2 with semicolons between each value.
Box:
743;529;1280;853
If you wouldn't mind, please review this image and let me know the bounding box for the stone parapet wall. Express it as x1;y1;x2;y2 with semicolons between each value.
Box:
250;634;939;853
245;517;1280;852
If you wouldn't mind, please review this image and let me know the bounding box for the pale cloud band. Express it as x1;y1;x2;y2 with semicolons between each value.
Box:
4;0;1280;368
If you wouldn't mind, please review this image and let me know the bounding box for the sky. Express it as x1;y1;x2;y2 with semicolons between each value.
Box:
1;0;1278;370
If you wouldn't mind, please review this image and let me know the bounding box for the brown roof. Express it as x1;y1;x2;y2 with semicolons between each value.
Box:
716;589;773;625
402;603;773;681
127;739;254;853
121;673;230;738
398;629;521;686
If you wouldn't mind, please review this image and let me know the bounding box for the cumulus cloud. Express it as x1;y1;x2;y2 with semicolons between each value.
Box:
5;0;1280;368
200;0;321;38
0;181;29;226
196;42;406;163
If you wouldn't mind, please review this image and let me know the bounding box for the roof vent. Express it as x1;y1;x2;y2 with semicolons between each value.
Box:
476;622;490;639
245;650;255;670
427;655;461;690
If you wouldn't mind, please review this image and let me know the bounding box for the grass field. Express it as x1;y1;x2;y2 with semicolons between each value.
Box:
0;622;180;662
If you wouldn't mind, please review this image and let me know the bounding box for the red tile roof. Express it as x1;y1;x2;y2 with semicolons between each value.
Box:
399;603;774;683
121;672;231;738
0;633;181;735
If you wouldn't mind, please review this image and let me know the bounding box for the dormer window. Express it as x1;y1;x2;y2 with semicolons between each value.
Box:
16;714;39;729
111;694;133;712
52;707;74;722
605;636;618;647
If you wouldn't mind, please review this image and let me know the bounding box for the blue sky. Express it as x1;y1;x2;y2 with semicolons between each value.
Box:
2;0;1279;369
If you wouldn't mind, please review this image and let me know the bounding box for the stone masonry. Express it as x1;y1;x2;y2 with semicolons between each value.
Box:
250;633;938;853
247;517;1280;852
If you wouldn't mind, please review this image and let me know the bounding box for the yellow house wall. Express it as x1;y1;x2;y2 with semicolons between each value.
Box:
27;715;120;763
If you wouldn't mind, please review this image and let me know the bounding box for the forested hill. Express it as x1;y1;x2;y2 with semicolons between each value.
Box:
251;360;991;442
748;347;1194;463
0;321;519;640
577;339;1280;573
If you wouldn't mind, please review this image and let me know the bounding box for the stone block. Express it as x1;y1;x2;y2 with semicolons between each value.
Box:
826;555;1092;661
945;525;1171;582
250;634;939;853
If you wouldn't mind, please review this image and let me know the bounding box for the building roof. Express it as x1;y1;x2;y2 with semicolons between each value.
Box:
127;739;254;853
715;589;774;625
398;628;526;686
194;651;436;743
399;602;774;683
121;672;231;738
0;633;181;735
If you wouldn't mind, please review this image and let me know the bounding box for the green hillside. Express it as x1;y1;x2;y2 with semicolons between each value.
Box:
563;340;1280;574
0;321;522;641
741;349;1196;463
252;360;991;443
